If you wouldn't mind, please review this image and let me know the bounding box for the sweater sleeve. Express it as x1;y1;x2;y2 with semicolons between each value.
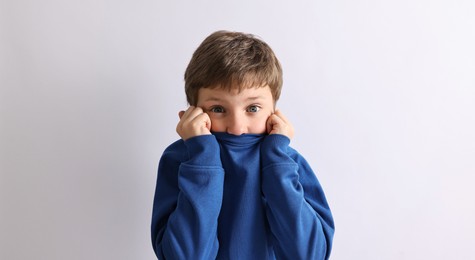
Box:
151;135;224;259
260;134;335;260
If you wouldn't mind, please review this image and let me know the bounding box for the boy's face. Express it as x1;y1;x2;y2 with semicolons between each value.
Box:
196;85;275;135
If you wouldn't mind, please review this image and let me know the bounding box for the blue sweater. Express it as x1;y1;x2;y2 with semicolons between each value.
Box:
151;133;334;259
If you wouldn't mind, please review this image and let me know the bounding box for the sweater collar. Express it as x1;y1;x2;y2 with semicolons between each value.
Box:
212;132;266;147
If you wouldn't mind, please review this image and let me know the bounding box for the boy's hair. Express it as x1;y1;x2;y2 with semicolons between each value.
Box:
184;30;283;106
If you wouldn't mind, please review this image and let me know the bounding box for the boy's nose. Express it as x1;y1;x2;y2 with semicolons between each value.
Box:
226;115;246;135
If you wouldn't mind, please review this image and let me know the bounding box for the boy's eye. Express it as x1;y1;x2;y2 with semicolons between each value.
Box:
210;106;225;113
247;105;260;113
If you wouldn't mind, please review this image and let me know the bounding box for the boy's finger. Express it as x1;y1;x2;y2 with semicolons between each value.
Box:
194;112;212;131
274;110;289;124
266;111;294;138
180;106;203;121
179;106;193;120
266;114;284;133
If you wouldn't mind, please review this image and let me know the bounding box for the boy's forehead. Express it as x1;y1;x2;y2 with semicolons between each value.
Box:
197;85;273;102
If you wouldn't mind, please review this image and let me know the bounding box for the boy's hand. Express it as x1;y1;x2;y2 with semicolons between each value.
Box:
266;110;294;140
176;106;212;140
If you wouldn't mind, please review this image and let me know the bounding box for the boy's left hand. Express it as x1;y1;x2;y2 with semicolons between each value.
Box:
266;110;294;140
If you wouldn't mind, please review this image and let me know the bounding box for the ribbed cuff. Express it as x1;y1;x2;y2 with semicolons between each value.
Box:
184;135;221;167
261;134;291;167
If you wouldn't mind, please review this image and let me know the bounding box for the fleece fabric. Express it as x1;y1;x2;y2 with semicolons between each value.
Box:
151;133;334;259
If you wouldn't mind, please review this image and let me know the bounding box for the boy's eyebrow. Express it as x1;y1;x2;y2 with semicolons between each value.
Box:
245;96;266;101
203;96;266;102
203;96;223;102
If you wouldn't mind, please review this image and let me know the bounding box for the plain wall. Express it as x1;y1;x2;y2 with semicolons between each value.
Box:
1;0;474;259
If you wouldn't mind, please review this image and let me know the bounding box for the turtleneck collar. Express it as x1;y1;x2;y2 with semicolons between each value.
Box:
212;132;266;147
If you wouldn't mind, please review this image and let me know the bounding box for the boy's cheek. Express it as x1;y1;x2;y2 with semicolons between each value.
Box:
209;119;224;132
255;115;271;134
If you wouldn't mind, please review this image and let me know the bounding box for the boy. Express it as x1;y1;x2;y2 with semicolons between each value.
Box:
151;30;334;259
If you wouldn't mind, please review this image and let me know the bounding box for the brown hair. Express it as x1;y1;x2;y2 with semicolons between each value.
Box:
184;30;283;105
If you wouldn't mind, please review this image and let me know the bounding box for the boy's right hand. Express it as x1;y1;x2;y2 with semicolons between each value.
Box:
176;106;212;140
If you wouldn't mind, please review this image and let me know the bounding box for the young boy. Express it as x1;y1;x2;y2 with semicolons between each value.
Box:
151;30;334;259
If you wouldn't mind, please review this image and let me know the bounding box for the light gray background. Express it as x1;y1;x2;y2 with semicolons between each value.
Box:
1;0;474;259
